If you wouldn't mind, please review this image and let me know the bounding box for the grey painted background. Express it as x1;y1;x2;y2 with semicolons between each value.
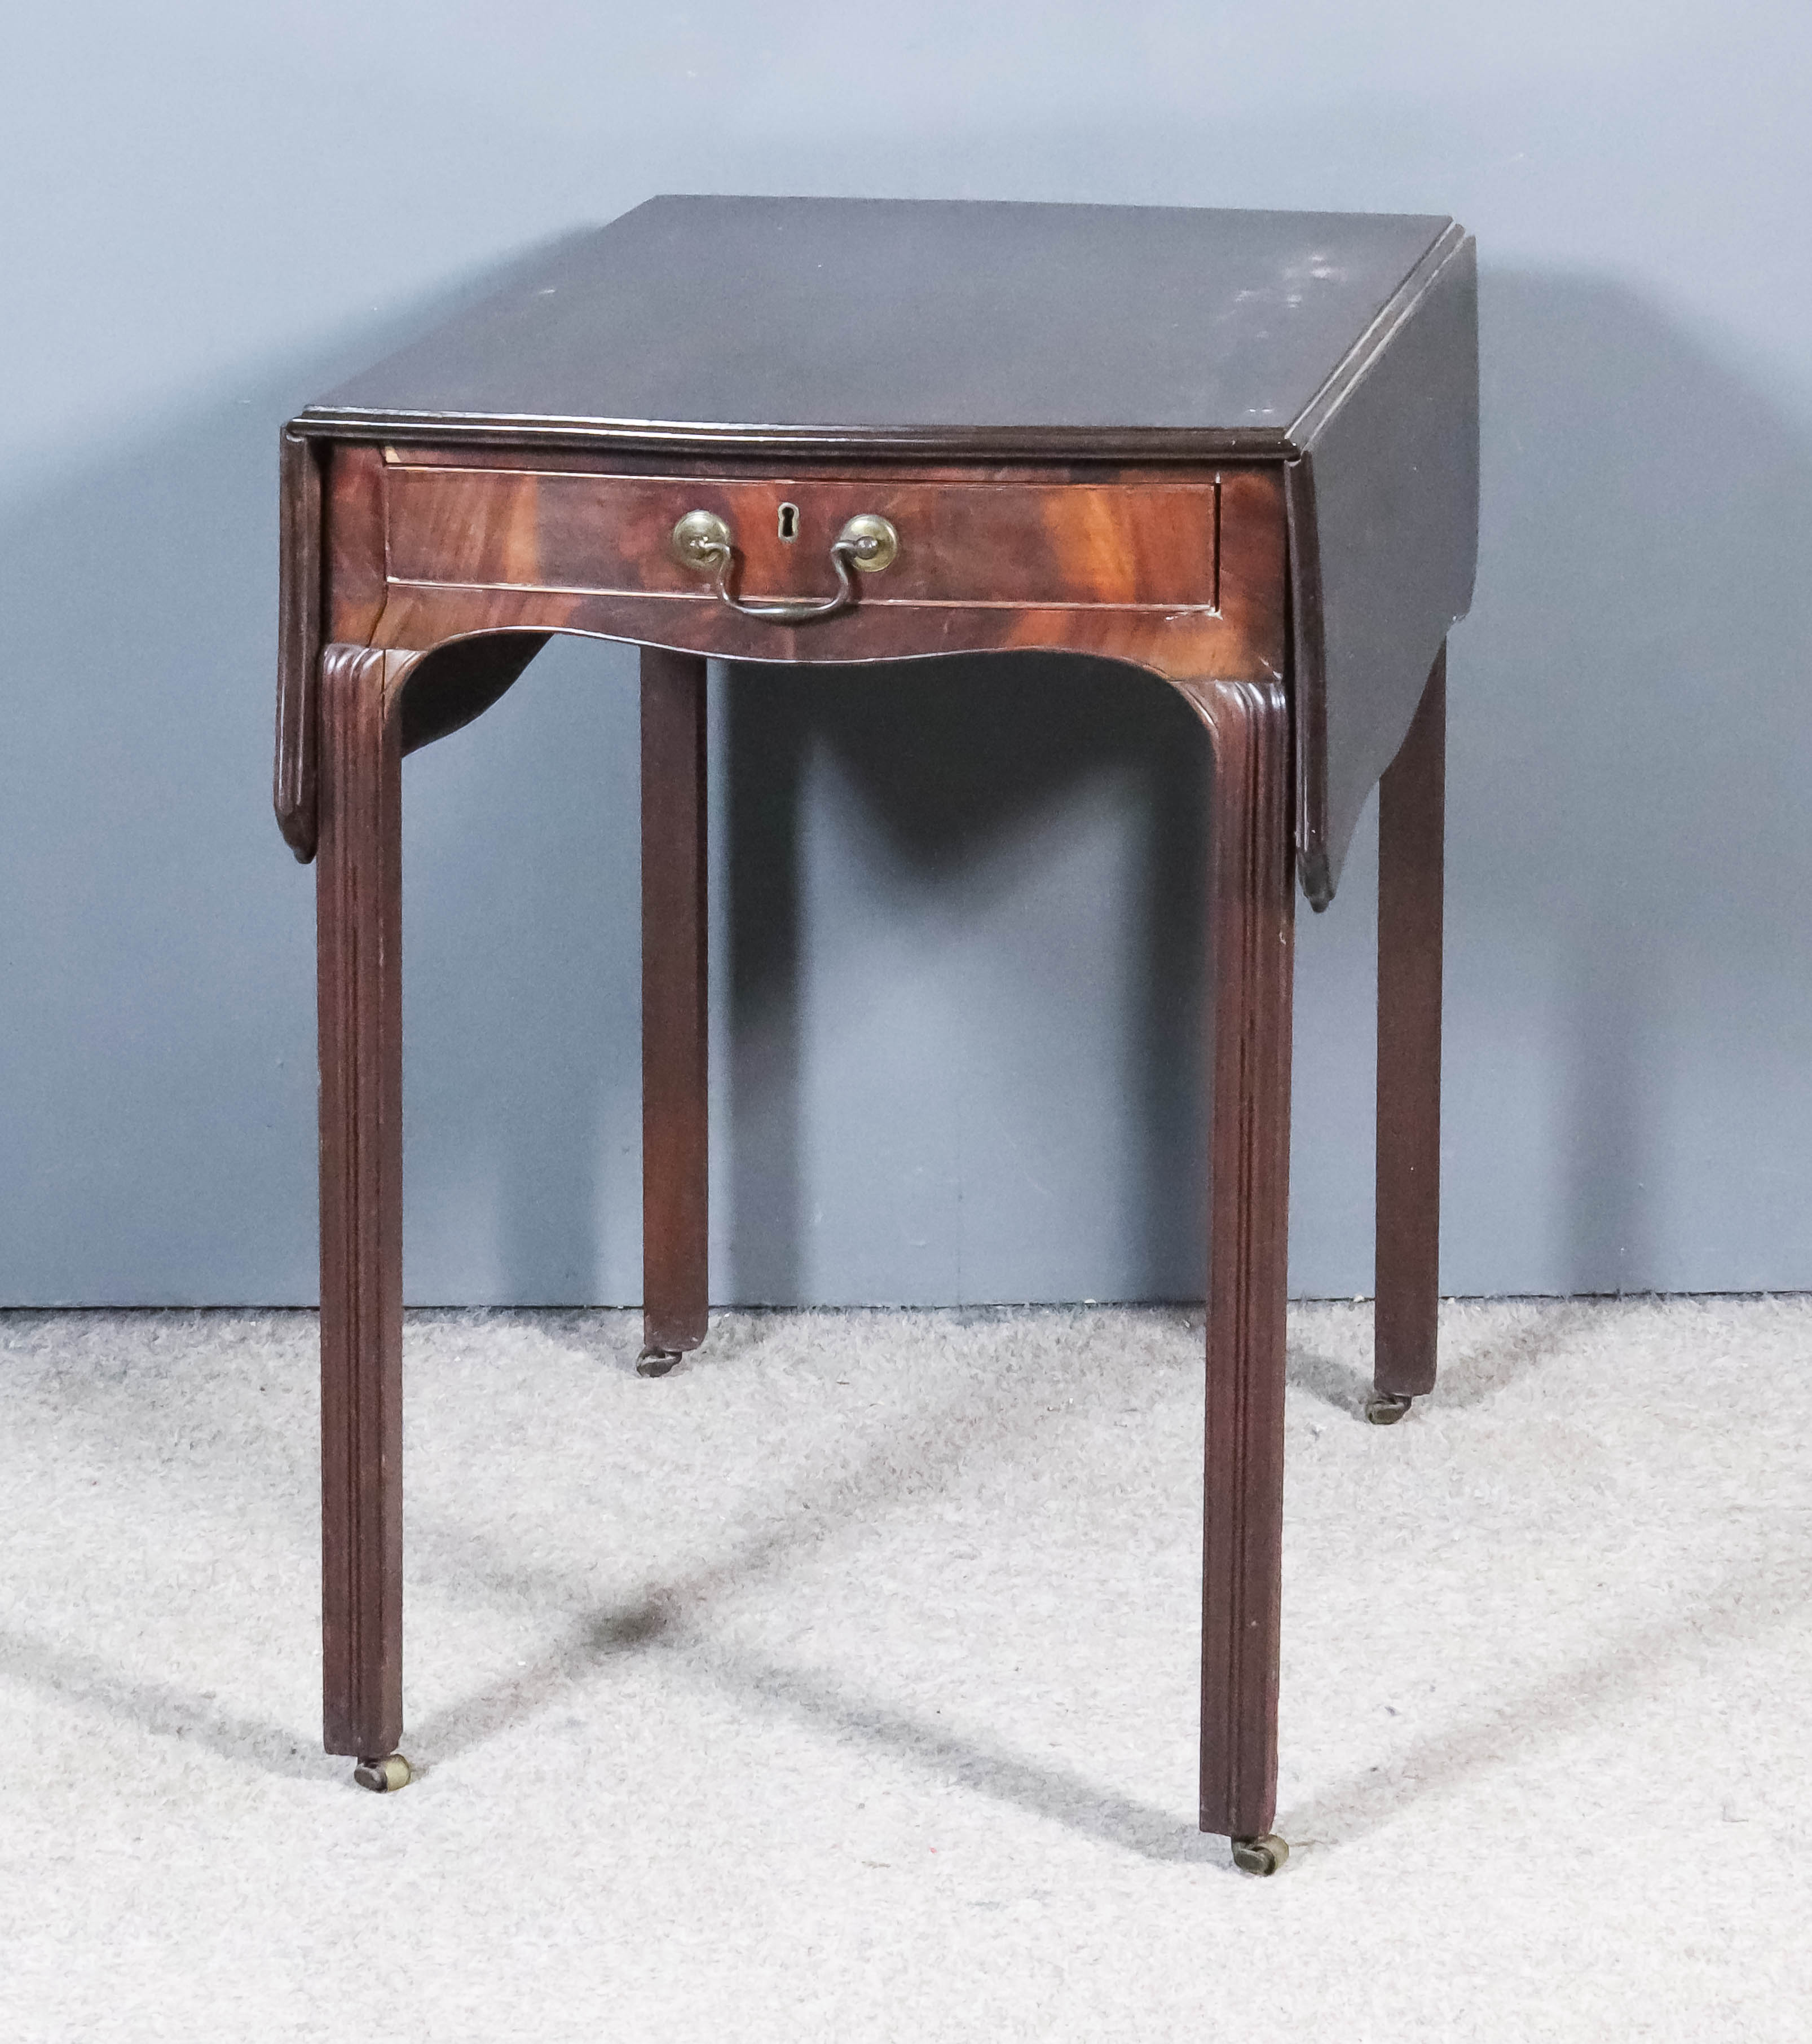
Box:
3;3;1809;1306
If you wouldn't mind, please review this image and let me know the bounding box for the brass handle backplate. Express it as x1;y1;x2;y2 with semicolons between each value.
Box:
671;509;898;623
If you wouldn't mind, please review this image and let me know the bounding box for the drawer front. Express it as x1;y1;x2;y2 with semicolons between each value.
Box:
385;464;1222;612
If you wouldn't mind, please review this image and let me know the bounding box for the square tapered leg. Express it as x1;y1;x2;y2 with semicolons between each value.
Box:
1374;649;1446;1407
639;648;709;1372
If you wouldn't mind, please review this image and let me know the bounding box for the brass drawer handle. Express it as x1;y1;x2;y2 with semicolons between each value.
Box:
671;510;897;623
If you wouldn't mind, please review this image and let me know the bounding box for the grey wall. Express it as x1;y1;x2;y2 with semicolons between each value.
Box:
3;2;1810;1305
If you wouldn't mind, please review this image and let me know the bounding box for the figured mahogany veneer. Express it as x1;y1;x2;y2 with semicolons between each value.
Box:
276;196;1477;1860
377;456;1279;668
386;457;1229;612
277;443;1286;860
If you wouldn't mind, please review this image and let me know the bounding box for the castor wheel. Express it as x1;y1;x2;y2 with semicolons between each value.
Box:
1231;1833;1290;1877
1366;1391;1413;1425
636;1348;681;1378
353;1754;413;1794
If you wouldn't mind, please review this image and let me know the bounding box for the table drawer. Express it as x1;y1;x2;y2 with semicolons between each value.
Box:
384;463;1223;613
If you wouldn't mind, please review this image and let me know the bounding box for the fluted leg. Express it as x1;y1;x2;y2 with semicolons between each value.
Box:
1195;676;1295;1842
316;644;406;1760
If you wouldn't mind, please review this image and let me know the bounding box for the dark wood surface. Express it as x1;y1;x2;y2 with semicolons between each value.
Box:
303;196;1452;451
280;195;1472;1843
271;454;1286;863
316;643;412;1760
640;650;709;1359
275;434;322;860
284;198;1477;906
1375;651;1446;1399
367;456;1283;675
1190;674;1294;1842
386;461;1226;610
1290;232;1475;907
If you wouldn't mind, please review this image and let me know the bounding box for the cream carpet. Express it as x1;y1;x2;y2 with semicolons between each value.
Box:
1;1298;1807;2042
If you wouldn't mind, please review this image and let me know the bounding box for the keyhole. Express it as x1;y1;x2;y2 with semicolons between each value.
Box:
778;502;799;542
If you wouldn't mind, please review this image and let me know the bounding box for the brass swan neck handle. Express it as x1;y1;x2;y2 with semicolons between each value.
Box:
671;510;898;624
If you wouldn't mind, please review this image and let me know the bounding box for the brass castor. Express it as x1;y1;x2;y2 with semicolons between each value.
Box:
1231;1833;1289;1877
353;1753;413;1794
1366;1392;1414;1426
636;1348;681;1378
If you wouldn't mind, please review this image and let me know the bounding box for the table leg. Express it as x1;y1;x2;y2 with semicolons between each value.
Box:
1196;676;1295;1860
639;648;709;1375
1372;648;1446;1419
316;644;408;1785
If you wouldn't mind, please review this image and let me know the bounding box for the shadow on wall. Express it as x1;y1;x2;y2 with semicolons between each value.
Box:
0;237;627;1306
0;260;1807;1304
1451;271;1812;1293
724;654;1209;1305
722;268;1812;1302
0;372;327;1305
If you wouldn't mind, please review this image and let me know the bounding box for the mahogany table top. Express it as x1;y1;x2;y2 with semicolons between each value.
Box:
302;196;1454;461
291;195;1478;904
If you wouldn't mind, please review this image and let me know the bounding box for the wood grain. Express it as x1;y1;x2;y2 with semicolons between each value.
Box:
275;432;324;862
279;198;1473;1836
1174;672;1295;1842
285;430;1347;1837
369;462;1283;682
325;443;388;645
287;198;1476;908
385;463;1222;610
276;439;394;866
317;642;414;1759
